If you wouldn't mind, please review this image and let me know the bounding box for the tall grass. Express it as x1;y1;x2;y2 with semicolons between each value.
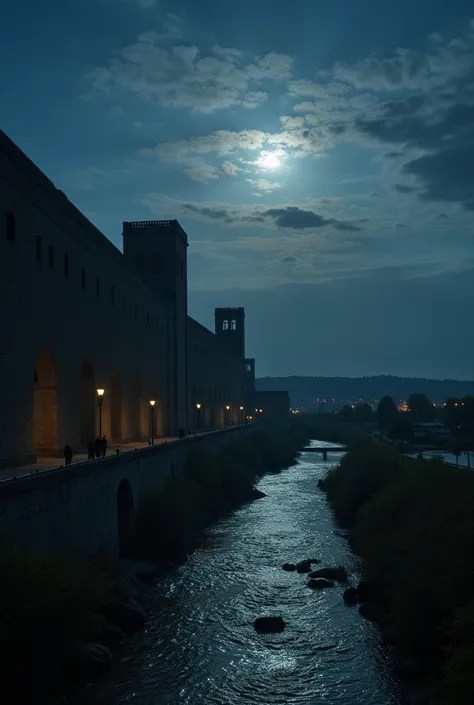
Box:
132;429;307;565
321;441;474;703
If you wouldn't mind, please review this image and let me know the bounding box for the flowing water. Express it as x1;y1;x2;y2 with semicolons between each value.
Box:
81;441;402;705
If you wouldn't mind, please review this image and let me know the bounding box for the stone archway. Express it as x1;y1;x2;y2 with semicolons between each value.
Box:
79;361;95;446
34;348;59;456
117;478;134;558
110;369;122;441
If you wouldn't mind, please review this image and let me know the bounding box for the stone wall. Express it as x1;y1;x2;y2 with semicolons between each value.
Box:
0;425;259;560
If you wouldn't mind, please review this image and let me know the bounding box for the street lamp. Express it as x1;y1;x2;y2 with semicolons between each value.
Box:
240;405;244;425
196;403;202;430
96;387;105;438
226;404;230;426
149;400;156;445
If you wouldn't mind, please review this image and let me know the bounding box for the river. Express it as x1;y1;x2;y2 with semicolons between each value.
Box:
79;440;402;705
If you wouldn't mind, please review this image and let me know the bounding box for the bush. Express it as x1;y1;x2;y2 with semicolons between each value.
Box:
322;443;474;697
323;440;401;526
0;536;112;697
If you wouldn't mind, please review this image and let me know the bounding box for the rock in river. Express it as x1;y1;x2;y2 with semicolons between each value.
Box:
308;566;348;582
296;560;312;573
254;616;286;633
308;578;335;589
282;563;296;571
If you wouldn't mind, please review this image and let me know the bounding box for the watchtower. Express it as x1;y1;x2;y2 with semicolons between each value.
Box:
122;220;188;434
214;307;245;359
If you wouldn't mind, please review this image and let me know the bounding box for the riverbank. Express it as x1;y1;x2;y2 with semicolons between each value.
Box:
320;439;474;705
0;428;308;704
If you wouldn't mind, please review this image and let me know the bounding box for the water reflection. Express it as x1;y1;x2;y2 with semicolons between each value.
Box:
79;449;402;705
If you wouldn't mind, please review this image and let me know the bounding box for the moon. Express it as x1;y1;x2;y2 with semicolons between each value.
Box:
258;152;281;170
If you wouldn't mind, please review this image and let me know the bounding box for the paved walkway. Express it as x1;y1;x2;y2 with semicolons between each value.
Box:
0;436;181;484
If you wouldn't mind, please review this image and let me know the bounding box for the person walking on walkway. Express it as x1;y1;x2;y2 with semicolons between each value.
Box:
102;435;108;457
95;436;102;459
87;438;95;461
64;444;73;466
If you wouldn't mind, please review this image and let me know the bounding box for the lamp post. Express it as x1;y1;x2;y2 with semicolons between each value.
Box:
96;387;105;438
196;403;201;430
149;400;156;445
226;404;230;426
240;405;244;425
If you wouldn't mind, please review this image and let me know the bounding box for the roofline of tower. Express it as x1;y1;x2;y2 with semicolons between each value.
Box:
123;219;188;247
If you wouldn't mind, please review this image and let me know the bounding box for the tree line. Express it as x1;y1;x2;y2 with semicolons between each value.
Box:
335;393;474;448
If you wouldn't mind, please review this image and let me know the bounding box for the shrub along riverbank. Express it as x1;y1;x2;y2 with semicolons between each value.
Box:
132;428;308;564
321;439;474;705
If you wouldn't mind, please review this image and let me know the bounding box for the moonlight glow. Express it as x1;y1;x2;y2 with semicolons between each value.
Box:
258;152;281;170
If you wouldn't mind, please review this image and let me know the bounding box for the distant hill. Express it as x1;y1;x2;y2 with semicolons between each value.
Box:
256;375;474;408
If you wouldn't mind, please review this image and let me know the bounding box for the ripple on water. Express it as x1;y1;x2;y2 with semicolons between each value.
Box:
76;452;402;705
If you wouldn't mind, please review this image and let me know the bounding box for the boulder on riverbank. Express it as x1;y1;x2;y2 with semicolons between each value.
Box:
282;563;296;571
308;566;348;582
308;578;335;589
103;598;146;633
296;560;312;573
248;488;267;500
358;603;381;622
66;641;113;680
254;616;286;633
343;587;358;604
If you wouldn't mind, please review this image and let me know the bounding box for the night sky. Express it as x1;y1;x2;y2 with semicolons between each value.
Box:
2;1;474;379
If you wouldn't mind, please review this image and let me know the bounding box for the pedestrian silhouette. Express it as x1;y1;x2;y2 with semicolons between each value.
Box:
95;436;102;459
178;427;185;440
87;438;95;460
64;444;73;466
102;435;107;457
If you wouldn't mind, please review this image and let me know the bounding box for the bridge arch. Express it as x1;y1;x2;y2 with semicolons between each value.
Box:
117;478;134;558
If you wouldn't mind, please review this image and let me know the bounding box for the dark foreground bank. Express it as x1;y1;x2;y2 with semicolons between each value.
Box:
320;438;474;705
0;429;307;704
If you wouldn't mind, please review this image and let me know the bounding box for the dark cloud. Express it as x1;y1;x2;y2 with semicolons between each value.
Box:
403;146;474;210
263;207;330;229
280;256;297;263
181;203;362;231
263;206;361;231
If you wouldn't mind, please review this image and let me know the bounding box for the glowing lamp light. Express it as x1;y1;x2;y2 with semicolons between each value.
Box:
96;387;105;397
196;403;202;409
149;399;156;407
226;405;230;410
240;406;244;410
